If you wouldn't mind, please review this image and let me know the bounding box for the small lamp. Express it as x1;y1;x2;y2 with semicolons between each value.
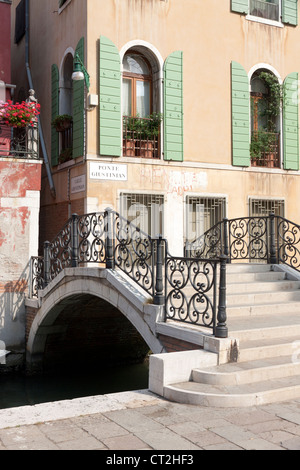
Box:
72;53;90;91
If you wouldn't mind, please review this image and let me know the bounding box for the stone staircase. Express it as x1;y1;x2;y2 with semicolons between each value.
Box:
163;264;300;407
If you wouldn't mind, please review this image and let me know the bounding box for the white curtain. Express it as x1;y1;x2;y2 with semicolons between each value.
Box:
136;81;150;118
122;79;132;116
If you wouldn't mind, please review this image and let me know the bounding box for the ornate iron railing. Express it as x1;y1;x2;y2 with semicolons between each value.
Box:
0;123;39;160
29;210;227;338
187;214;300;271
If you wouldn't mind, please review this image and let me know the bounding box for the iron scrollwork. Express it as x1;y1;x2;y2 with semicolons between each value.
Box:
229;217;269;261
77;212;106;264
114;213;154;295
165;256;217;328
277;217;300;270
49;219;72;279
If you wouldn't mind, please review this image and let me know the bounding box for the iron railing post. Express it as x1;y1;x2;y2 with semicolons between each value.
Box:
269;213;278;264
71;213;79;268
43;241;51;287
223;218;230;261
105;208;115;269
154;236;165;305
215;254;228;338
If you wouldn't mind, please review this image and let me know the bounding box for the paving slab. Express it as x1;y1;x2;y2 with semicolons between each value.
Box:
1;390;300;450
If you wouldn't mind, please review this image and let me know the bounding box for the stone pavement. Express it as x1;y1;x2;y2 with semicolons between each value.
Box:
1;390;300;450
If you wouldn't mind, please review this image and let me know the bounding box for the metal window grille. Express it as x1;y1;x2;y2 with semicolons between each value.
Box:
120;193;164;238
249;198;285;262
186;197;226;242
250;198;285;218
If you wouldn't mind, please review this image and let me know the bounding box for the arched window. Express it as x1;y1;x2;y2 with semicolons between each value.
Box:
250;69;281;168
122;53;152;118
122;49;162;159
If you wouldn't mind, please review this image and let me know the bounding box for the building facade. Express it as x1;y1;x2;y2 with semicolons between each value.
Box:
0;0;42;365
11;0;300;259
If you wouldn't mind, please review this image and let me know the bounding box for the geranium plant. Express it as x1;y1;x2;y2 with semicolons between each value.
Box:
0;100;40;128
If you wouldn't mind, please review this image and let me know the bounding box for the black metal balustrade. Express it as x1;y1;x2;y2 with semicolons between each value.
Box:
30;210;227;338
29;212;300;339
0;123;39;160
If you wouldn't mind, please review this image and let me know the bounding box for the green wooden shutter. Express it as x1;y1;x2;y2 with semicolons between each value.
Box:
51;64;59;166
231;61;250;167
283;72;299;170
231;0;248;14
282;0;298;26
99;36;121;157
163;51;183;162
73;37;85;159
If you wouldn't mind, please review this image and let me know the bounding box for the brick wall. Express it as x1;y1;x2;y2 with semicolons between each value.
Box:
158;334;201;353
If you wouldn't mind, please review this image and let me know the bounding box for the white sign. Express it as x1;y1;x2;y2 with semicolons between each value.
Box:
90;162;128;181
71;175;86;194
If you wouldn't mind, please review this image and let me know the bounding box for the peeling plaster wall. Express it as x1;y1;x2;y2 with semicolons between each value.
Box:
0;160;42;356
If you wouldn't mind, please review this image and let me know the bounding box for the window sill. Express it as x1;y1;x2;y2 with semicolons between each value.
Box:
246;14;284;28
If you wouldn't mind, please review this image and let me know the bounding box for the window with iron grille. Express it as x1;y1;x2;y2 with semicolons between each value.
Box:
186;196;227;242
120;193;164;238
249;198;285;217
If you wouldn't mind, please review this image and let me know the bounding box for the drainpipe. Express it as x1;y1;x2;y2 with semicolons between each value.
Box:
25;0;56;198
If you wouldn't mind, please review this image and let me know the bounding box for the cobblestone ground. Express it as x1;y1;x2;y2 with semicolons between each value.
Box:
1;391;300;450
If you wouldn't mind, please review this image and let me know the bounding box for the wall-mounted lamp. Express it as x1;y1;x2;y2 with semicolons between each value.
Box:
72;53;90;91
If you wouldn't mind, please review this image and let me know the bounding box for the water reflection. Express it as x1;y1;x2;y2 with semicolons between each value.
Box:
0;362;149;410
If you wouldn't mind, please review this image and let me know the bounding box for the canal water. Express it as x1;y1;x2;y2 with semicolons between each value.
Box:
0;362;149;410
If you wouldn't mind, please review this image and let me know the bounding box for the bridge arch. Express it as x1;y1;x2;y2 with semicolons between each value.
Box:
26;268;165;373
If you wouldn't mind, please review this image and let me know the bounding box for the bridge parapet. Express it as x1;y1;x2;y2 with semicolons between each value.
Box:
30;210;227;339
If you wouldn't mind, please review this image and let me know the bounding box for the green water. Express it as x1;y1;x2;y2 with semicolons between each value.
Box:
0;362;149;410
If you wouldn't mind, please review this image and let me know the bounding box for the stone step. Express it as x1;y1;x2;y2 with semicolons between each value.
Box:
228;314;300;341
226;289;300;307
238;334;300;362
226;271;286;283
192;355;300;386
164;374;300;408
227;301;300;317
226;280;300;294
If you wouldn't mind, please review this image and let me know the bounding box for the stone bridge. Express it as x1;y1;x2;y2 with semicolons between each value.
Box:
25;266;227;375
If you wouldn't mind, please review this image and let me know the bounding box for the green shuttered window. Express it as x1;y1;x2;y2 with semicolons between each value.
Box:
51;64;59;166
164;51;183;162
232;61;299;170
283;72;299;170
231;61;250;167
72;37;85;159
231;0;298;25
99;36;121;157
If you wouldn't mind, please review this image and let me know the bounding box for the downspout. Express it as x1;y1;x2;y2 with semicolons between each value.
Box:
25;0;56;198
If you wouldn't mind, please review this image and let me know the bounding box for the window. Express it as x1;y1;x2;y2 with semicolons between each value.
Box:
231;0;298;26
250;70;281;168
250;198;285;217
15;0;25;44
186;196;226;243
123;54;152;118
249;0;280;22
120;193;164;238
122;51;162;159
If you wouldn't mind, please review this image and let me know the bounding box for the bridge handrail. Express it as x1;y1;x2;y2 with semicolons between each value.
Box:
29;210;227;338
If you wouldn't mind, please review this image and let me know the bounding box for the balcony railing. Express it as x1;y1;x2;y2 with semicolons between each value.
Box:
250;0;280;21
250;131;280;168
0;122;39;160
123;116;161;159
